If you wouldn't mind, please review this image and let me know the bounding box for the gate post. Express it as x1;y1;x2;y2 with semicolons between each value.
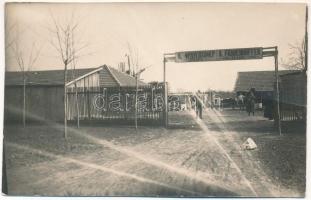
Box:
163;56;168;127
274;46;282;136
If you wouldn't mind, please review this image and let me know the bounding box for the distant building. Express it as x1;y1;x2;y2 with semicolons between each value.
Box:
234;70;298;118
5;65;146;123
234;70;297;101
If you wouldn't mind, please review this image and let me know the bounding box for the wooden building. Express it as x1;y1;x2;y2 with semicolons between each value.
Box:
65;65;158;124
4;65;147;124
234;70;297;118
234;70;296;100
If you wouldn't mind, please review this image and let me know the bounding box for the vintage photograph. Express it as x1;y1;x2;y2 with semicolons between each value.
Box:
2;2;307;197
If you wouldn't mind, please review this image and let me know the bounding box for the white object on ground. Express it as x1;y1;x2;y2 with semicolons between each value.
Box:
241;138;257;150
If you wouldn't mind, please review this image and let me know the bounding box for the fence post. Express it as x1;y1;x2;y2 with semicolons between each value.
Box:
87;89;91;120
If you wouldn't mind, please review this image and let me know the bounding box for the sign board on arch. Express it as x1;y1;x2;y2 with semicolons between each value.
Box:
175;47;263;63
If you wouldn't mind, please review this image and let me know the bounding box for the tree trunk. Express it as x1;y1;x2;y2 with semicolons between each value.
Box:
75;83;80;128
23;75;26;128
64;64;68;139
135;75;138;129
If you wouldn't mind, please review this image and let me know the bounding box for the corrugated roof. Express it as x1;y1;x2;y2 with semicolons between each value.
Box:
5;65;147;87
234;70;297;92
5;68;98;86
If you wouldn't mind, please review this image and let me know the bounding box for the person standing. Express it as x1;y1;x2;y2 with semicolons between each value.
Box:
191;95;196;111
246;89;256;116
196;97;203;119
237;93;245;111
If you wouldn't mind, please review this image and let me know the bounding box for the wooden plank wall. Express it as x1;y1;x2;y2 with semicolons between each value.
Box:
279;72;306;122
67;84;165;125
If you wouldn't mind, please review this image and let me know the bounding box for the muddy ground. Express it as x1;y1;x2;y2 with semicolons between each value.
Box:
3;108;306;197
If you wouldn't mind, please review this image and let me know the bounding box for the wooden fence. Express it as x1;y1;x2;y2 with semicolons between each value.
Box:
67;85;166;125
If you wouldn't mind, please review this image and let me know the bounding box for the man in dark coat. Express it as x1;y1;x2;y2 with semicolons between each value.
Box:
246;88;256;116
196;97;203;119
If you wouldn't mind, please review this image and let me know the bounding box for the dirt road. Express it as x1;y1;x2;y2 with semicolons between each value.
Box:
4;109;305;197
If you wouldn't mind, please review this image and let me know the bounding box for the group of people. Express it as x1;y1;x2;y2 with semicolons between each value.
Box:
236;88;256;116
189;88;257;119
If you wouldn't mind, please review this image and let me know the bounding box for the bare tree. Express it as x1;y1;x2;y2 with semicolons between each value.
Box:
124;42;152;129
4;9;18;51
70;47;80;129
48;11;90;138
282;7;308;72
8;24;42;127
281;39;306;71
126;42;140;76
5;22;16;50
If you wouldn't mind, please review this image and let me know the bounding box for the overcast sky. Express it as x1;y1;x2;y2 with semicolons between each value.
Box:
5;3;306;91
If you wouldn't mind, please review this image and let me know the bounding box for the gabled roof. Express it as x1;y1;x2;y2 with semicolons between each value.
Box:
5;68;98;86
5;65;147;87
104;65;147;87
234;70;297;92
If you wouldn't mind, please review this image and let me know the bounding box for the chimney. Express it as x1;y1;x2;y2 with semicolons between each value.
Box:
118;62;126;72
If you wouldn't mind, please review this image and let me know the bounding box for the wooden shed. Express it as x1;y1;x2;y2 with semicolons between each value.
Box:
4;65;147;124
234;70;297;104
234;70;297;99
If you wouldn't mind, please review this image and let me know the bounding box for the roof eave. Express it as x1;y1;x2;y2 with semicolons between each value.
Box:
65;66;103;87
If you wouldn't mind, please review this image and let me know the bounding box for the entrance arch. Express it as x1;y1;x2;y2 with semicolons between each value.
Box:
163;46;281;135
